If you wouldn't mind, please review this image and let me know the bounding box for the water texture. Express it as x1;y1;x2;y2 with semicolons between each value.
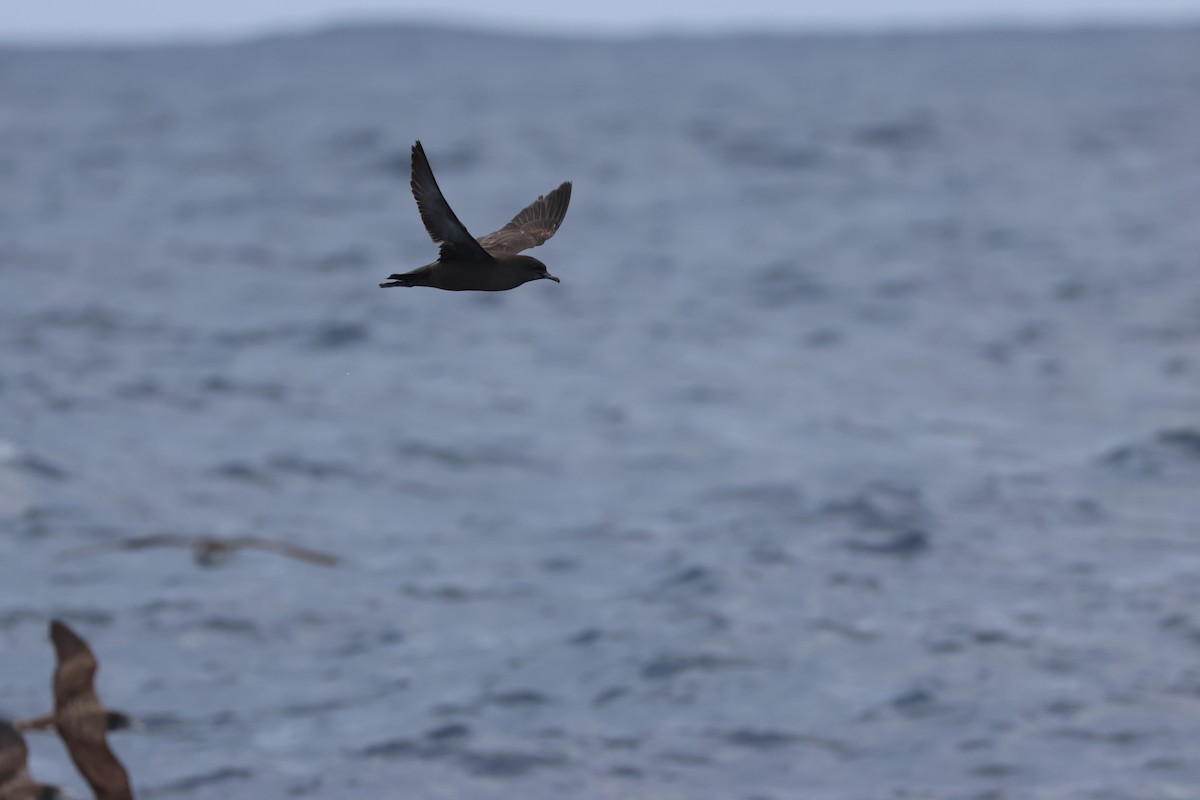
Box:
1;24;1199;799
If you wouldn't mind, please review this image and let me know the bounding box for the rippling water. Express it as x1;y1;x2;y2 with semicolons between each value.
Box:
2;23;1200;799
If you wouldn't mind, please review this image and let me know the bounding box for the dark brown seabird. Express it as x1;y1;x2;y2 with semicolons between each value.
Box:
0;721;63;800
57;534;340;568
380;140;571;291
48;620;134;800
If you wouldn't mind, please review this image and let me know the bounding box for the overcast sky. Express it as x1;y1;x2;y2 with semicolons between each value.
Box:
1;0;1197;42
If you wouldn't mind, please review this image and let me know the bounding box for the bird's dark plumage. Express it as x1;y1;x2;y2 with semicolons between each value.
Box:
49;620;134;800
380;140;571;291
408;141;493;264
0;721;63;800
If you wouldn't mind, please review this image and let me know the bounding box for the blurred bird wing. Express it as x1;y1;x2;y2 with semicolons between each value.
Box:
0;772;30;798
476;181;572;256
56;736;132;800
50;621;99;705
10;714;54;732
410;141;492;263
0;722;31;784
0;770;41;800
3;718;66;800
232;538;341;567
57;534;196;560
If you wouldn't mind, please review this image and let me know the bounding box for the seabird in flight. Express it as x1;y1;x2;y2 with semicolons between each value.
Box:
48;620;134;800
58;534;340;568
380;140;571;291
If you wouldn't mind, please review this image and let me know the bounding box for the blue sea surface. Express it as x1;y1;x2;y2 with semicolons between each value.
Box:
1;23;1200;799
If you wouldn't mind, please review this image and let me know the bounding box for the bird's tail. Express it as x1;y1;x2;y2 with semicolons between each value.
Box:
379;269;425;288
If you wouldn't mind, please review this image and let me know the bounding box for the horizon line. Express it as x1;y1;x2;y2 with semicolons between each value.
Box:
1;11;1198;50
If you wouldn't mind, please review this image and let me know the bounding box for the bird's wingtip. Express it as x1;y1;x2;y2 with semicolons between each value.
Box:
48;619;88;655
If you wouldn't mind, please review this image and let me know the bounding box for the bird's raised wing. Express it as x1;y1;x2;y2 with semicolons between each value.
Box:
57;534;195;561
476;181;572;257
51;620;99;701
410;141;492;262
233;537;341;567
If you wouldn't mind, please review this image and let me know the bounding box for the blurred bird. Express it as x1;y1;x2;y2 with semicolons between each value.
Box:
47;620;133;800
380;140;571;291
58;534;340;568
0;721;64;800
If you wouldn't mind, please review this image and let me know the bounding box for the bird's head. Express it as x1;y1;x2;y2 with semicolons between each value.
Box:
106;710;138;732
511;255;560;284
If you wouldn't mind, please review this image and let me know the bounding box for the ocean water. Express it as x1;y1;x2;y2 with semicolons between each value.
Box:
1;23;1200;799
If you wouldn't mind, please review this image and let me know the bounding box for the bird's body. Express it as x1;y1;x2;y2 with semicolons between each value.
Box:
388;255;554;292
0;721;62;800
48;621;134;800
380;141;571;291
